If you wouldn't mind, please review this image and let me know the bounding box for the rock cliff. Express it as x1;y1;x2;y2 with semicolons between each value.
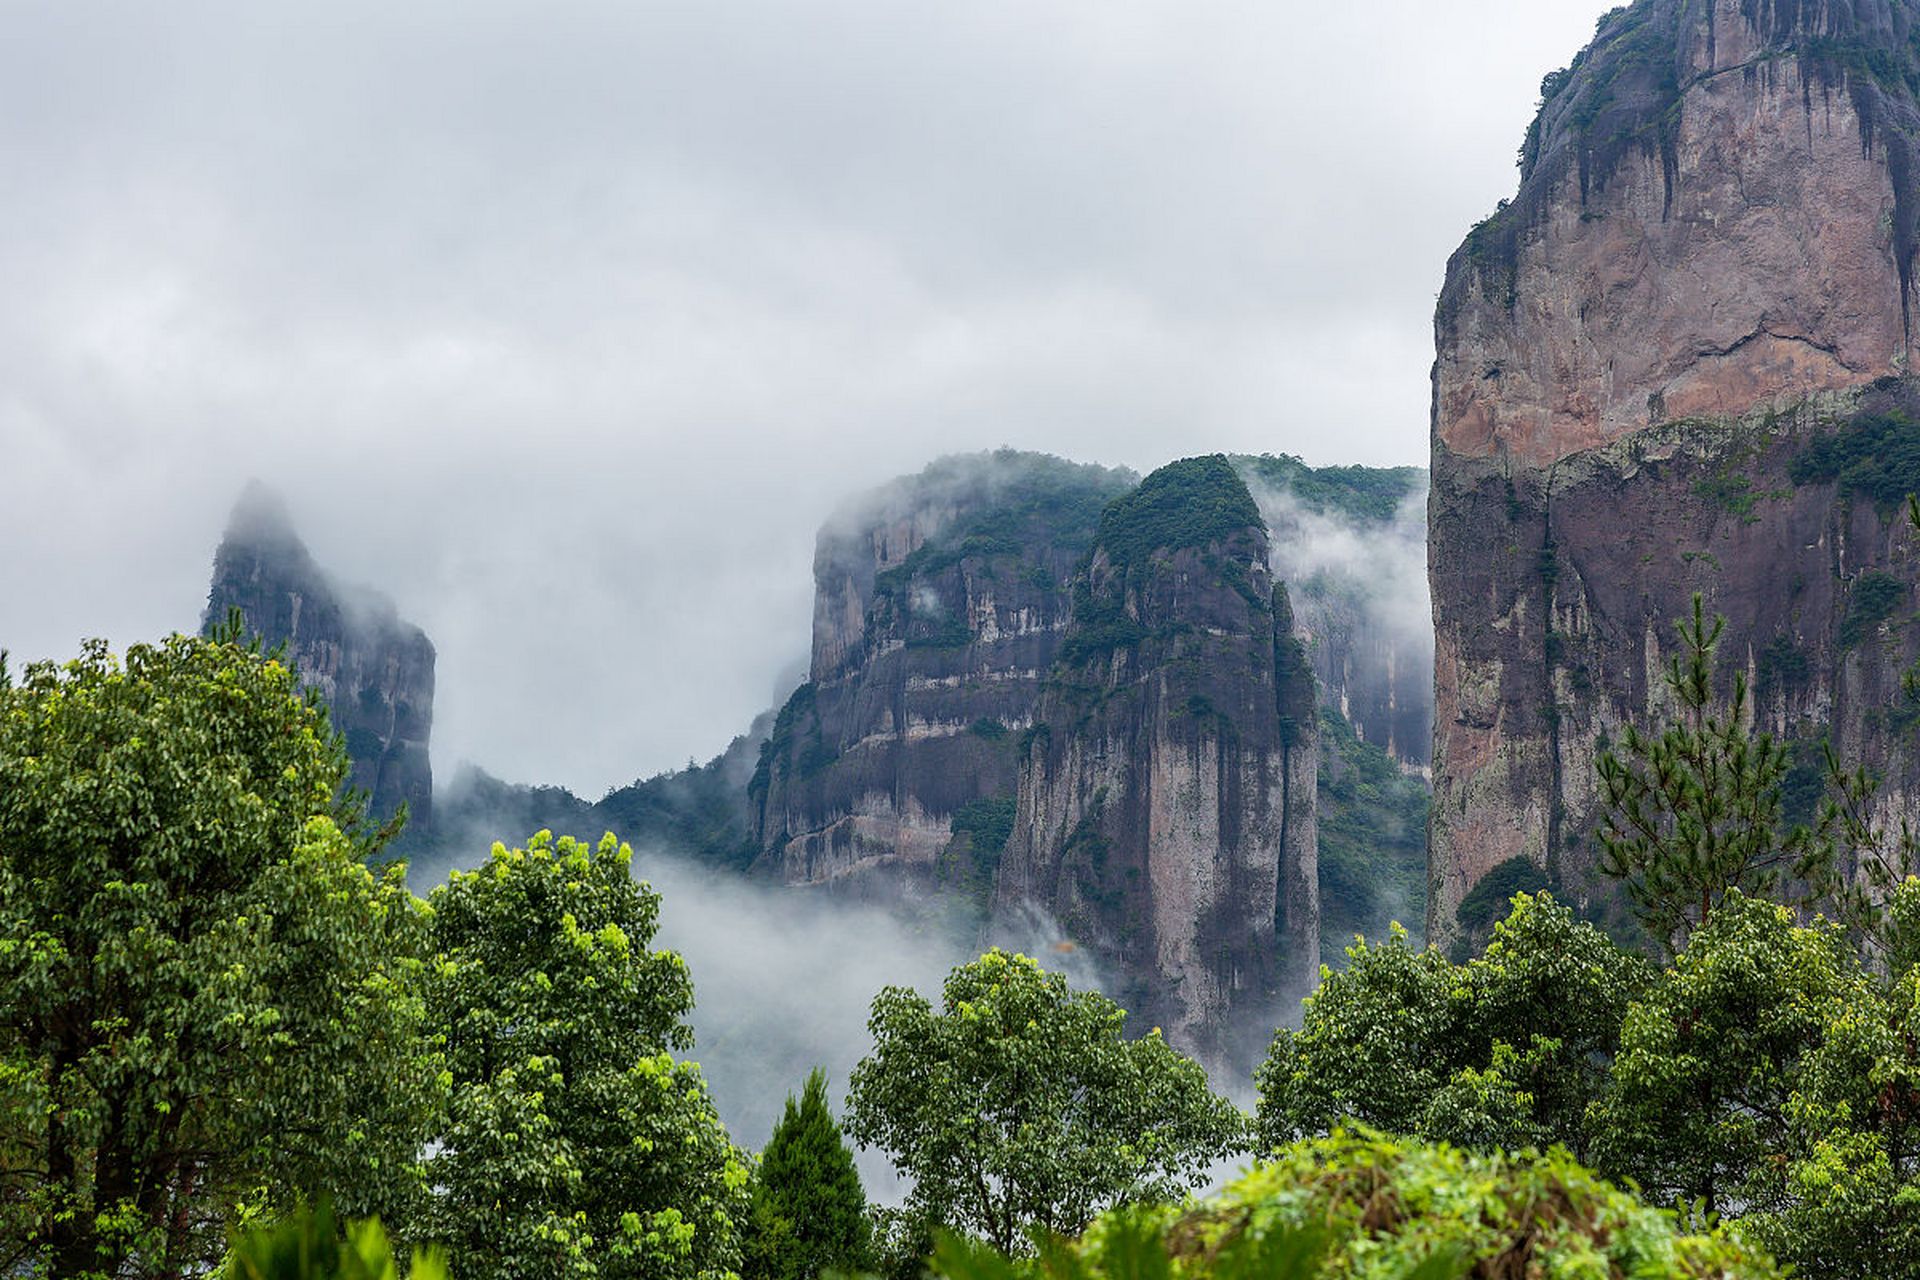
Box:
749;452;1138;897
1431;0;1920;946
998;457;1320;1069
203;483;436;840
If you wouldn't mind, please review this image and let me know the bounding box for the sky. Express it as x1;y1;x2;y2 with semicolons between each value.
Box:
0;0;1606;796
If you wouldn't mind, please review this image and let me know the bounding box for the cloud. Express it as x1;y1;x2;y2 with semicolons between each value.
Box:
0;0;1604;794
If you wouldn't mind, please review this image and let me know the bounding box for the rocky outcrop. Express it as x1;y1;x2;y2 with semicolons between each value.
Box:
997;457;1320;1071
1431;0;1920;947
204;483;435;840
750;452;1137;898
1238;454;1432;771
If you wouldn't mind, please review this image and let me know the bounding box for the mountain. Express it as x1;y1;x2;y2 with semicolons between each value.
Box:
998;457;1320;1065
1430;0;1920;947
201;446;1430;1070
203;482;436;841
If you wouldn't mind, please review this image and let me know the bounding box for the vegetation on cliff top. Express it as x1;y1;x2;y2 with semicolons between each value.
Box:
1093;455;1262;574
1235;453;1425;525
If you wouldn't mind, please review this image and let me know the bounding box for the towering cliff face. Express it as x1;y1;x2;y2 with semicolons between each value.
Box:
751;452;1138;896
997;457;1319;1070
1431;0;1920;946
204;483;436;839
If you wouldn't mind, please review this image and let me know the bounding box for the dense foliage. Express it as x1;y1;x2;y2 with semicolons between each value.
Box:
1790;410;1920;511
423;831;748;1280
933;1129;1778;1279
1092;456;1261;575
0;634;438;1278
745;1069;871;1280
846;950;1244;1254
1257;893;1646;1161
1234;453;1425;525
1315;709;1429;955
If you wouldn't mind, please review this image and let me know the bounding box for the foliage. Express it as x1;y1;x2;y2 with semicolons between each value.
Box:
1449;856;1548;939
845;950;1245;1254
1093;456;1262;576
930;1129;1779;1279
0;633;439;1279
1233;454;1425;525
1316;710;1430;956
1596;595;1829;952
949;797;1017;859
1587;893;1894;1235
423;831;748;1280
1840;570;1908;649
223;1201;447;1280
1257;894;1646;1163
750;683;839;804
1790;410;1920;511
595;752;759;872
745;1069;871;1280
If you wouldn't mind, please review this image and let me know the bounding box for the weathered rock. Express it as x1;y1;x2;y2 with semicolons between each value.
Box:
203;483;435;840
1431;0;1920;947
750;452;1137;901
997;457;1319;1072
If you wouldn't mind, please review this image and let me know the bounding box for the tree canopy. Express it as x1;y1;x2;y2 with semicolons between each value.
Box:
745;1068;871;1280
846;949;1244;1254
422;830;748;1280
0;634;437;1278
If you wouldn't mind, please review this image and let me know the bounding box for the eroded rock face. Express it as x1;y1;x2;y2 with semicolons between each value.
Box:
750;453;1137;898
997;457;1319;1073
1431;0;1920;946
204;483;435;839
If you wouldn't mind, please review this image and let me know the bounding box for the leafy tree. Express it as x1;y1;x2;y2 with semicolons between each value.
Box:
930;1129;1781;1279
0;634;438;1279
744;1068;871;1280
422;831;748;1280
1588;891;1860;1216
845;949;1244;1255
1256;894;1643;1160
1596;595;1829;952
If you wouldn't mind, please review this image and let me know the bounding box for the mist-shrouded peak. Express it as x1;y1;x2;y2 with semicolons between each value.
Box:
203;483;437;844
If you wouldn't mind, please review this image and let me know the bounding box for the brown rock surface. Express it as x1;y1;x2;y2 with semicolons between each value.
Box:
1431;0;1920;946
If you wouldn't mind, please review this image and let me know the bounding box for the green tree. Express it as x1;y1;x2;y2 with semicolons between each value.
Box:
1256;894;1642;1161
0;634;438;1279
422;830;748;1280
1588;891;1860;1216
745;1069;871;1280
1596;596;1828;953
845;949;1243;1255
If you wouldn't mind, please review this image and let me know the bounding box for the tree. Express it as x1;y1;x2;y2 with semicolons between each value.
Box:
0;634;438;1279
845;949;1243;1255
744;1069;871;1280
422;830;748;1280
1596;595;1828;952
1587;891;1860;1216
1255;894;1643;1160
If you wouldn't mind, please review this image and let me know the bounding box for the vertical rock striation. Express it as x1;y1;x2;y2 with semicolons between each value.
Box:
751;453;1138;896
204;483;436;840
997;457;1319;1071
1431;0;1920;947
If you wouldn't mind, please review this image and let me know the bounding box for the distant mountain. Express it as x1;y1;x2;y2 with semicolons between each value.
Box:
203;482;435;842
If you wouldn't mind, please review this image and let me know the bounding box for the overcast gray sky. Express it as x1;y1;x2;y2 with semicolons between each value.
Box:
0;0;1603;795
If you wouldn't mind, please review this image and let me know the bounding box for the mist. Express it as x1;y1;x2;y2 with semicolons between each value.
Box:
3;0;1607;798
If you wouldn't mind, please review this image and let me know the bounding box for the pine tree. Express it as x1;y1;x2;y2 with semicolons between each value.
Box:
746;1069;872;1280
1596;595;1830;953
